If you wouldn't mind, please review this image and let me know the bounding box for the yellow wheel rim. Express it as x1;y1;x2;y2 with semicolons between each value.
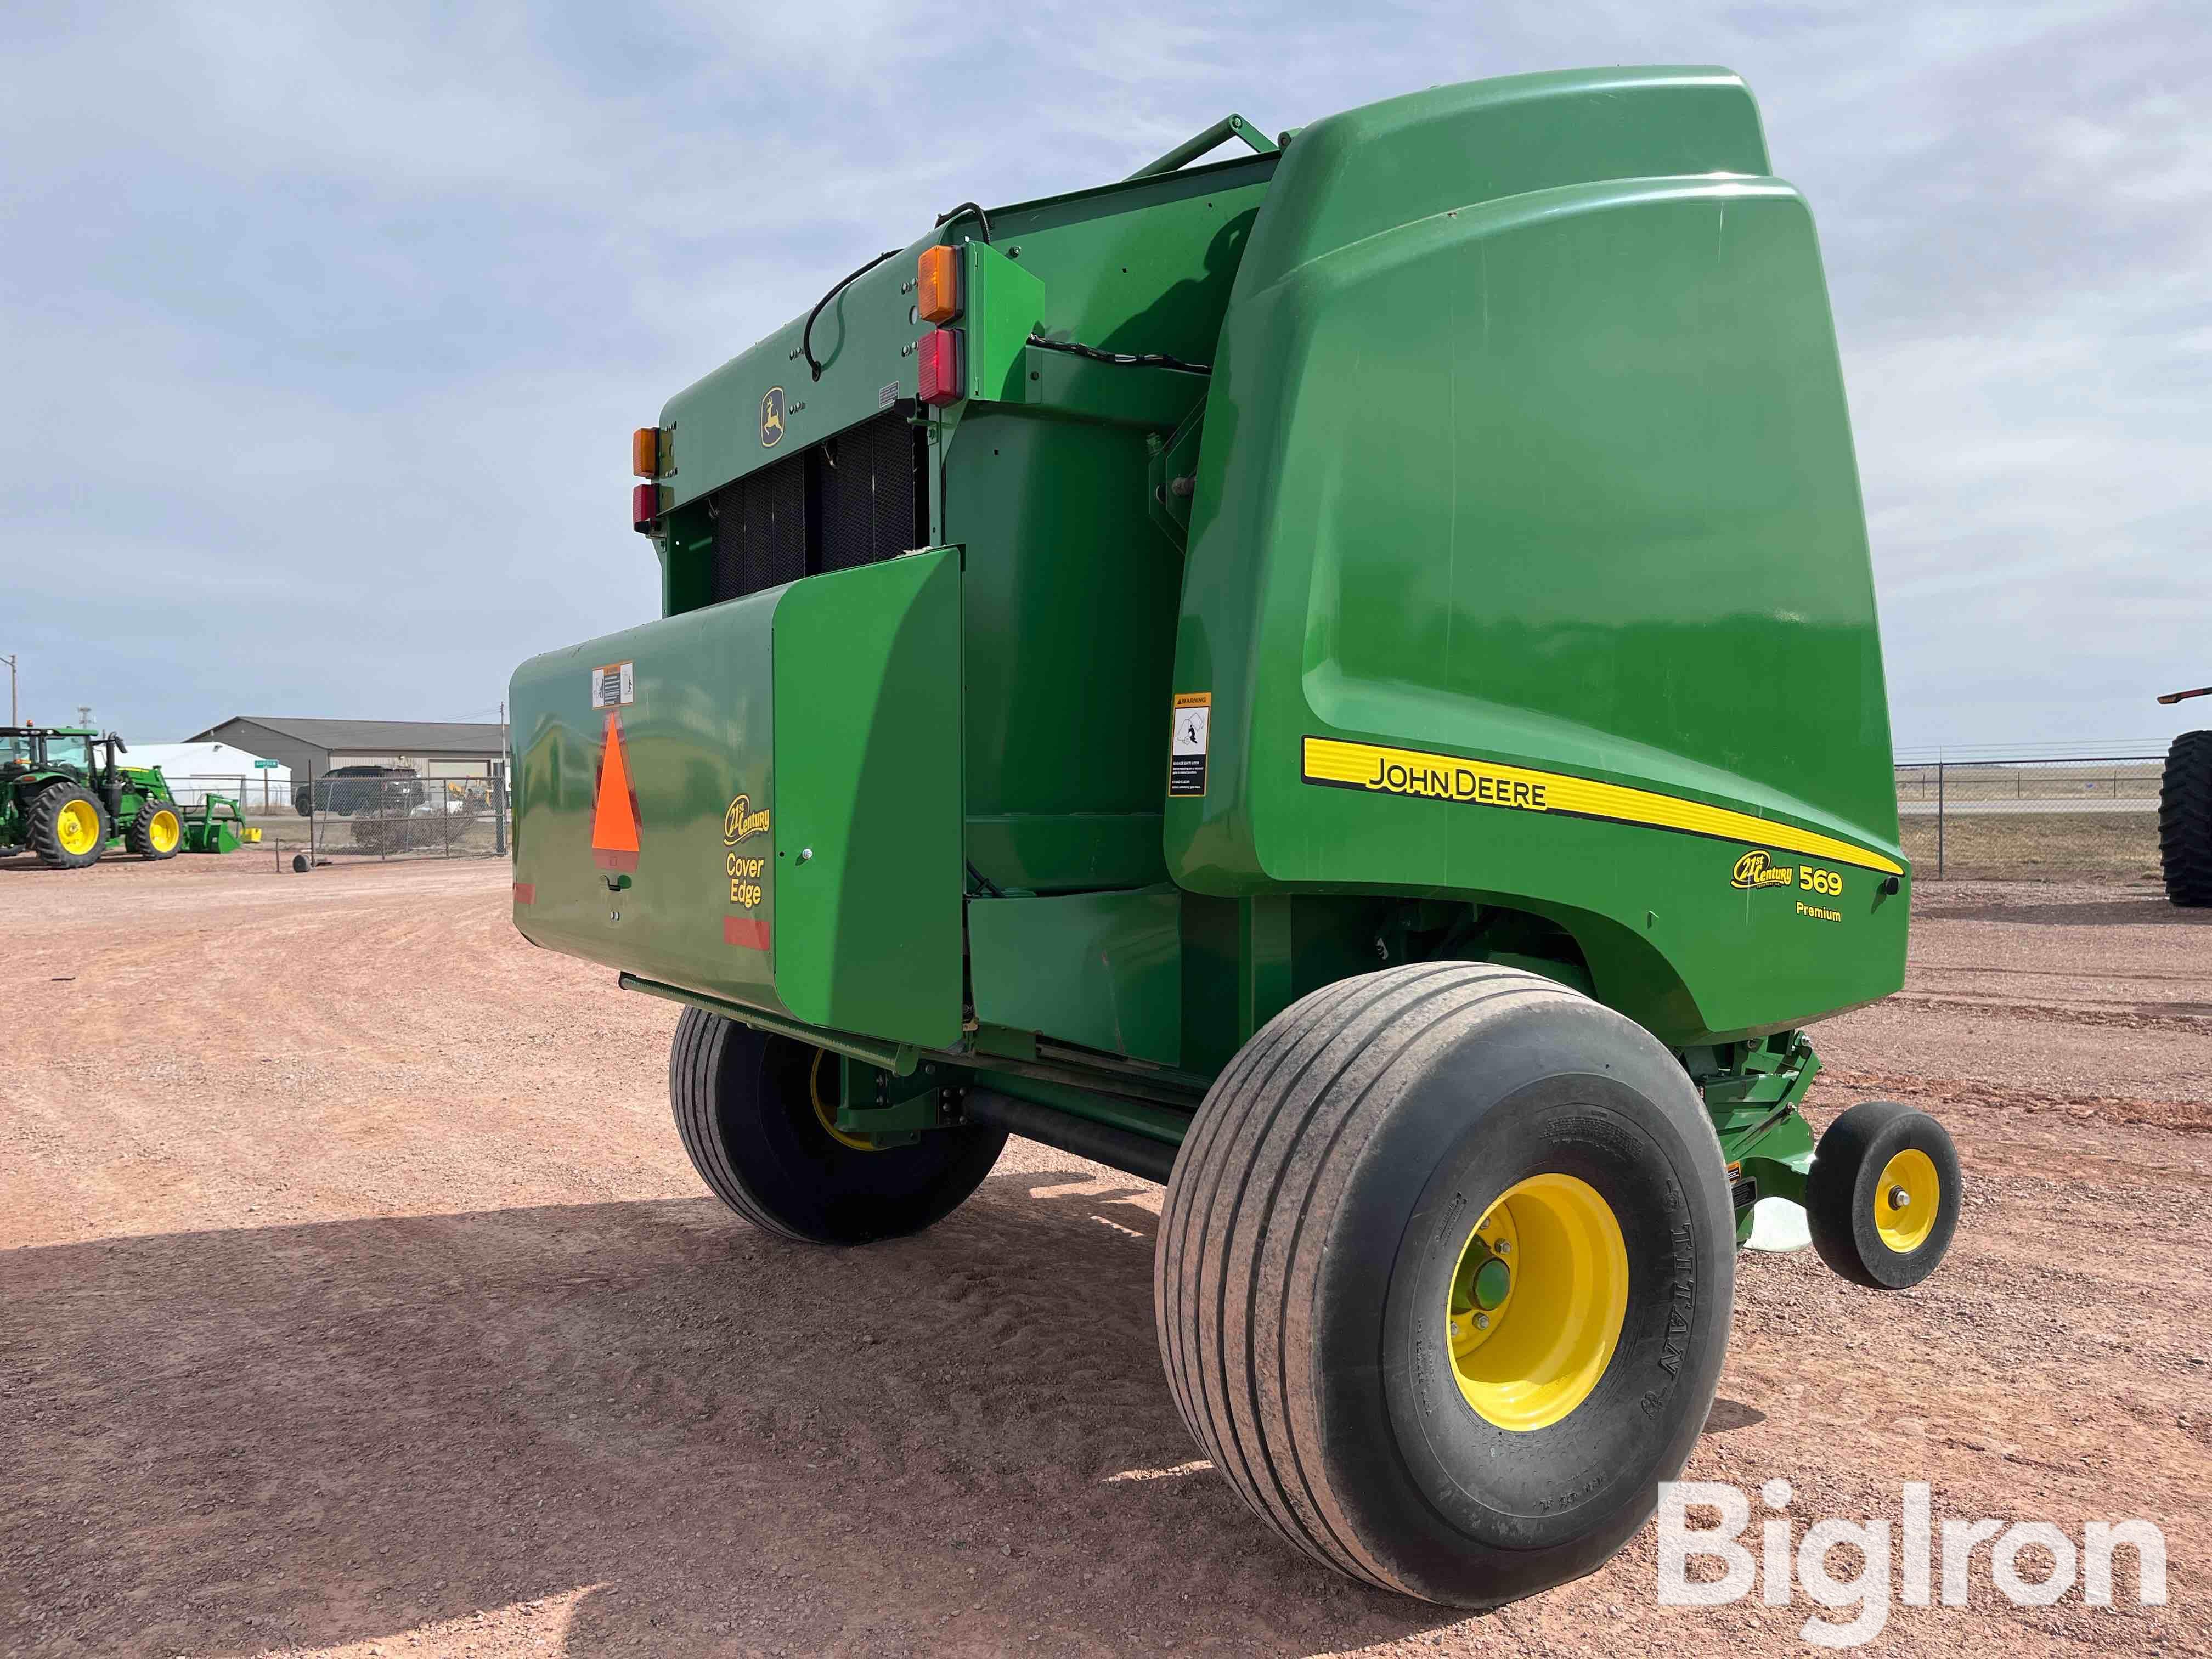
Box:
1872;1148;1939;1254
56;800;100;855
809;1049;880;1153
1447;1173;1629;1432
148;810;180;854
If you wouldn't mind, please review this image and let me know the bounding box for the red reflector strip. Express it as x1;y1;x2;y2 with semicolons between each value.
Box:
512;882;535;905
723;915;770;951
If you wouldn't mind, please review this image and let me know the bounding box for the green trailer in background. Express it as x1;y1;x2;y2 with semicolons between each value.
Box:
511;68;1960;1606
1;726;259;867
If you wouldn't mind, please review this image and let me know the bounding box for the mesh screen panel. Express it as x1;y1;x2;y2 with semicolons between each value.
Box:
709;454;806;603
701;411;921;606
819;411;921;574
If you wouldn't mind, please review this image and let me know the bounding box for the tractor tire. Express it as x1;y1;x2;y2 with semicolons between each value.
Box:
1804;1101;1960;1289
669;1006;1007;1245
1156;962;1734;1607
2159;730;2212;906
126;799;185;860
26;782;108;869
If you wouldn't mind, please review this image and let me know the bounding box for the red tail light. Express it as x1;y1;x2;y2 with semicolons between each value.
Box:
917;328;964;407
631;483;662;533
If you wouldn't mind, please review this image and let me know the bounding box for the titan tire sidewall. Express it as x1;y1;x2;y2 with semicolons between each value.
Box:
1848;1114;1961;1289
1319;1009;1733;1597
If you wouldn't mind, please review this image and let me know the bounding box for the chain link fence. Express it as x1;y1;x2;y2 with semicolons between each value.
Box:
300;763;510;866
1896;755;2162;882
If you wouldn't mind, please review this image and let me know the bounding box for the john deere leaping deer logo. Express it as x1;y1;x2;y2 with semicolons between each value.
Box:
1731;849;1795;889
760;387;786;448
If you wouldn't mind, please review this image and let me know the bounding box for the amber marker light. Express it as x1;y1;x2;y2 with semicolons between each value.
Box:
916;245;962;325
631;426;665;477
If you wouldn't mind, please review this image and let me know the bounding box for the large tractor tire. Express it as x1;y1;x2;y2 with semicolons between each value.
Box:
1804;1100;1961;1289
2159;730;2212;906
126;799;185;860
1156;962;1735;1607
26;782;108;869
669;1006;1007;1245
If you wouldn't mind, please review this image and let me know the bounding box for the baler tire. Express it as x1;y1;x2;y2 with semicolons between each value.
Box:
126;799;184;860
1155;962;1735;1607
1804;1101;1960;1289
669;1005;1007;1245
2159;730;2212;907
26;782;108;869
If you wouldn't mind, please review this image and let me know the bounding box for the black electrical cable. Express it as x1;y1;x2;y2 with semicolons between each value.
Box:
934;200;992;242
1025;333;1211;375
799;247;901;381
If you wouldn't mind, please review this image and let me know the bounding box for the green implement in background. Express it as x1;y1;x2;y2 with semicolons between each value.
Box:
1;726;258;867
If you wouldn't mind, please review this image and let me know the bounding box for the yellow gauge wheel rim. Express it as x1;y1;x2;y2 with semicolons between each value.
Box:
1447;1173;1629;1432
809;1049;881;1153
55;799;101;855
1872;1148;1940;1254
148;810;181;854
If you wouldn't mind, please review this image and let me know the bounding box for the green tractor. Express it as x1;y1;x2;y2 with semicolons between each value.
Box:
1;726;257;867
510;69;1960;1606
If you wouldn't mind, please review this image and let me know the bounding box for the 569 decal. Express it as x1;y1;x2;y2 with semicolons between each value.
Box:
1733;849;1847;911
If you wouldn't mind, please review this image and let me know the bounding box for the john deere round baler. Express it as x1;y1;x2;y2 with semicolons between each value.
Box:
511;68;1957;1606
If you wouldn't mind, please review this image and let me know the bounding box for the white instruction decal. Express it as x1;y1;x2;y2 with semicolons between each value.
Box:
590;662;634;709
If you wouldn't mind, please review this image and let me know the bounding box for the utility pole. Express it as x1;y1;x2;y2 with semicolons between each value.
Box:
2;655;14;724
76;704;92;728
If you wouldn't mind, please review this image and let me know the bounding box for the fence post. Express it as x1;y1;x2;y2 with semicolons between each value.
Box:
1936;760;1946;880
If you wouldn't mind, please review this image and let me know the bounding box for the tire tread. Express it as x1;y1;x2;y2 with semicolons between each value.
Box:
2161;731;2212;907
1156;963;1582;1596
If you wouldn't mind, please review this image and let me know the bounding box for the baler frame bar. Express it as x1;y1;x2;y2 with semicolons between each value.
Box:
1126;112;1277;180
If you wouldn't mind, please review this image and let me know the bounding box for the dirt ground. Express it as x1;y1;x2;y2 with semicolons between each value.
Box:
3;854;2207;1657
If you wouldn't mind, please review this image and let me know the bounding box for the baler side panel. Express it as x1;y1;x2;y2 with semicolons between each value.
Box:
771;549;964;1048
1168;71;1905;1045
509;595;783;1012
944;172;1273;895
509;552;963;1049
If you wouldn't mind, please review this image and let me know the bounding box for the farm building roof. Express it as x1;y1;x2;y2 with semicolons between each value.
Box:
184;716;506;755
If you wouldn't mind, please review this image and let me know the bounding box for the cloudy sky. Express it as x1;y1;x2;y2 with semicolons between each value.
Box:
3;2;2206;755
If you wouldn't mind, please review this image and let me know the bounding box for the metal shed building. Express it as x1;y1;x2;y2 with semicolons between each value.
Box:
183;717;508;786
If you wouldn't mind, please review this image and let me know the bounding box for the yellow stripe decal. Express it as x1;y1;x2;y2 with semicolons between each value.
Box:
1300;736;1903;877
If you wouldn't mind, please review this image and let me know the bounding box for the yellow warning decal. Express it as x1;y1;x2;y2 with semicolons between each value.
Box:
1299;736;1903;877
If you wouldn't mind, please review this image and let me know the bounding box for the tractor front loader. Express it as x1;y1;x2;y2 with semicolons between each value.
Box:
1;726;258;868
509;69;1960;1607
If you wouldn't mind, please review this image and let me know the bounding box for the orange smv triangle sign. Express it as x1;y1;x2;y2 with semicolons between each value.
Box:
591;712;641;872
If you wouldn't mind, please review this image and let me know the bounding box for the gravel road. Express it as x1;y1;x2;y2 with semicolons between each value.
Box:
3;855;2206;1657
